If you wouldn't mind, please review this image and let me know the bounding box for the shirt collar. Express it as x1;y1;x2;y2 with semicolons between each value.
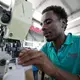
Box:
49;33;73;47
48;42;52;47
64;33;73;45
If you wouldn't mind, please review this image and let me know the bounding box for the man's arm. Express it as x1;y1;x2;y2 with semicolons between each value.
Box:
18;49;80;80
50;65;80;80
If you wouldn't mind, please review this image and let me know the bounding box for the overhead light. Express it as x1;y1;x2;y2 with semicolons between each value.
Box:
68;16;80;24
33;11;42;22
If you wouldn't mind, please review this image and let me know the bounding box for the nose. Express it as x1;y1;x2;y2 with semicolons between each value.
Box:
42;24;48;31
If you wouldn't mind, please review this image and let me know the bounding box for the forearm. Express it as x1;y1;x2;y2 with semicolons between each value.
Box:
51;67;80;80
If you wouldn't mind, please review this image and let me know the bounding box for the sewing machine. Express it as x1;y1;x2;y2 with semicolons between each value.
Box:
0;0;34;80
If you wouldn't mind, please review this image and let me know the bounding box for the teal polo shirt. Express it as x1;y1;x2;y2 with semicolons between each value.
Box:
40;33;80;79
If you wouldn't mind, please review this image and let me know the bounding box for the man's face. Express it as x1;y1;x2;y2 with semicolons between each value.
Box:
41;11;65;41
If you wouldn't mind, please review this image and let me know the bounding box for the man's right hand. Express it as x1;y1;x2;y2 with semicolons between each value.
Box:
18;48;57;76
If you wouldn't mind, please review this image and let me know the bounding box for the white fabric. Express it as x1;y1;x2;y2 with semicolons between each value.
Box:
3;65;32;80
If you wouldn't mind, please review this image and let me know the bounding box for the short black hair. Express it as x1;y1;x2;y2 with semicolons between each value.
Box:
42;5;68;23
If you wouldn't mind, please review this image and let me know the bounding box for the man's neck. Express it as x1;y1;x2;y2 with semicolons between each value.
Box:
53;34;66;52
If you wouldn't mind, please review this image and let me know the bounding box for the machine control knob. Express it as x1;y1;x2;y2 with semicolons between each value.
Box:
0;59;6;66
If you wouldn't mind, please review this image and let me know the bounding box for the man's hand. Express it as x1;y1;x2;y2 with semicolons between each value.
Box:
18;48;57;76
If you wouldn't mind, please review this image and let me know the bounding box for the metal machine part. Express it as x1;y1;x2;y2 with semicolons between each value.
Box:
0;59;6;66
0;0;13;56
0;38;21;78
0;1;13;75
0;0;12;25
0;0;33;79
4;39;21;58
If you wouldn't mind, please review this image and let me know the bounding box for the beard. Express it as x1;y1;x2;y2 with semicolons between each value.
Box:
46;38;52;42
46;37;55;42
45;35;58;42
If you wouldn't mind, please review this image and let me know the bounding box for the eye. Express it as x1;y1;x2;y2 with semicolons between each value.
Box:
45;19;52;25
41;19;52;26
40;22;42;26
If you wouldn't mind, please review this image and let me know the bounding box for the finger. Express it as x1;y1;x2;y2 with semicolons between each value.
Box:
19;52;24;57
18;52;41;64
22;57;40;66
19;50;26;57
18;50;31;61
19;49;36;60
19;48;30;57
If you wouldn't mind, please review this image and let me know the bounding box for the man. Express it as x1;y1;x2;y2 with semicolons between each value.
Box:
18;6;80;80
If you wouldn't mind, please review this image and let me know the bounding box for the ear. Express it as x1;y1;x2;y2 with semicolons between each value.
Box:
60;19;67;31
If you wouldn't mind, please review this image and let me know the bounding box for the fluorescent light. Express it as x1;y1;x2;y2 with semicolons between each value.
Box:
33;11;42;22
68;16;80;24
